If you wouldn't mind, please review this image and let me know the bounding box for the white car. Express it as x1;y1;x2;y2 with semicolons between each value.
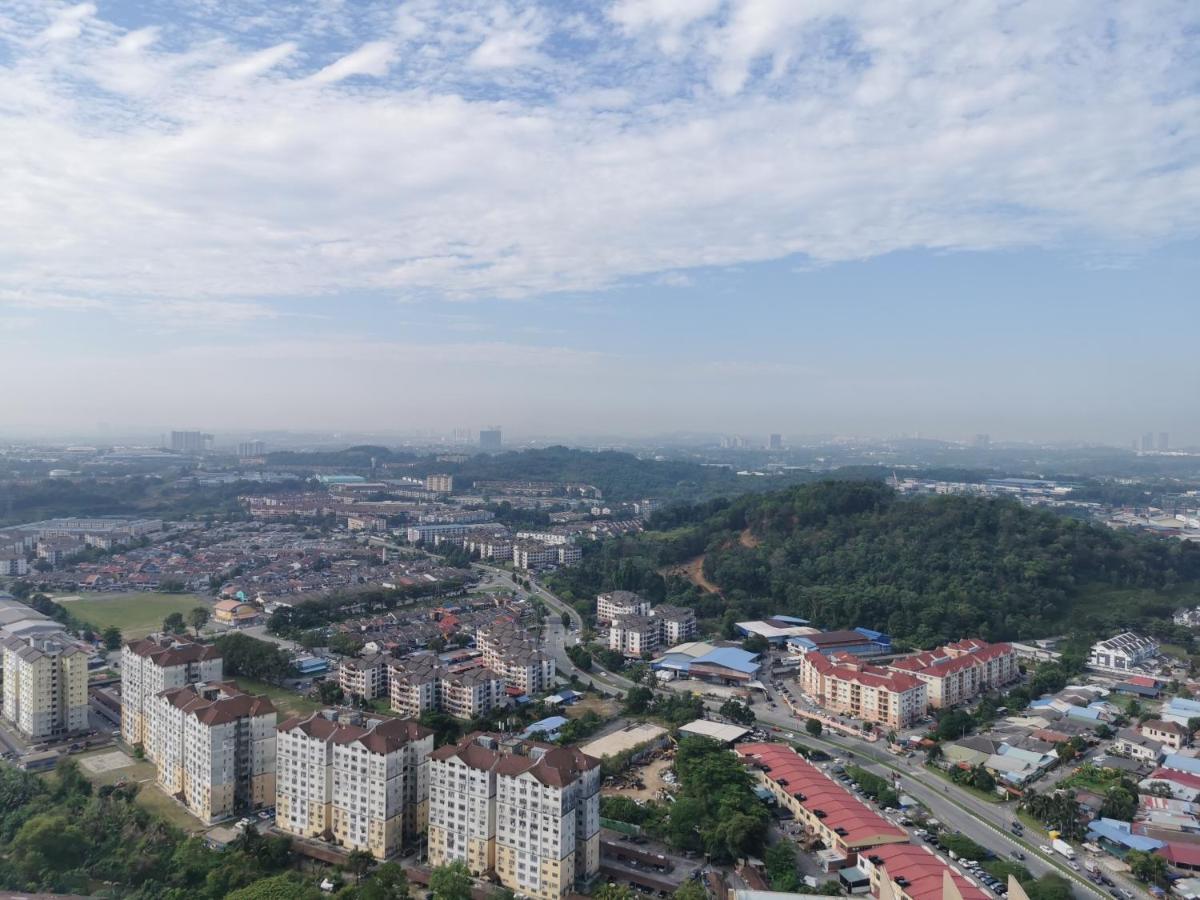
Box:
1039;845;1053;855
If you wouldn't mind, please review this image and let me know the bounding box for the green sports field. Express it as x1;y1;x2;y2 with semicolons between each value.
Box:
52;592;213;639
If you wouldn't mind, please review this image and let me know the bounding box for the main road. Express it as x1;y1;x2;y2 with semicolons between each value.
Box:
474;564;1123;898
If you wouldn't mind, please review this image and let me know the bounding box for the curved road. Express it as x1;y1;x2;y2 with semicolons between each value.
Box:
473;564;1123;898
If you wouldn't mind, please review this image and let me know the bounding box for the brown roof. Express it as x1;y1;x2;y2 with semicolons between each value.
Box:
126;634;221;667
158;682;275;726
278;711;431;754
1144;719;1189;736
431;732;598;786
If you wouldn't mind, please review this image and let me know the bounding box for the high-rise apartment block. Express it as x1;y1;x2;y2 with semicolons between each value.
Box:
425;474;455;493
238;440;266;457
428;733;600;900
170;430;211;454
121;634;223;747
338;653;389;701
479;429;503;451
768;433;783;450
1;635;89;740
276;711;433;859
150;681;276;824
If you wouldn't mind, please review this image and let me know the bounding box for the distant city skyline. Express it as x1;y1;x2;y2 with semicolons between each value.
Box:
1;2;1197;443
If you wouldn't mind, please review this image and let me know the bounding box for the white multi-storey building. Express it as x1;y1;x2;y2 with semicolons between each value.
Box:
596;591;650;624
608;615;661;658
1088;632;1160;673
121;634;223;749
1;635;88;740
151;681;276;824
276;711;433;859
428;733;601;900
388;655;507;720
338;653;389;701
0;555;28;576
476;622;555;695
651;605;697;645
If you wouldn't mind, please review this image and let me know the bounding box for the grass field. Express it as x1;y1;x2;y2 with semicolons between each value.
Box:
53;592;212;639
72;747;204;833
234;677;324;719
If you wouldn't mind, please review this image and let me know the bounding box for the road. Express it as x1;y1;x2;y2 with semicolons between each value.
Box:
744;704;1133;900
474;564;1129;898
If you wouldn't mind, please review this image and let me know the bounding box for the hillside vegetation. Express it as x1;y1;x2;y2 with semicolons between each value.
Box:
548;481;1200;647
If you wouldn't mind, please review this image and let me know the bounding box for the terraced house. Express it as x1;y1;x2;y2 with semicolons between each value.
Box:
275;711;432;859
428;733;600;900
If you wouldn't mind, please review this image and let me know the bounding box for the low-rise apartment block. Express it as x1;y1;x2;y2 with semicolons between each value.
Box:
121;634;223;748
799;652;927;728
887;639;1019;709
388;654;507;720
652;604;697;644
428;733;601;900
339;653;389;701
0;555;28;576
609;615;661;659
596;591;650;624
425;474;455;493
276;711;433;859
1;635;89;740
150;681;276;824
476;621;555;695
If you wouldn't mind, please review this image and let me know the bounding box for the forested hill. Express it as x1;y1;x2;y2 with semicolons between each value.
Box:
549;481;1200;647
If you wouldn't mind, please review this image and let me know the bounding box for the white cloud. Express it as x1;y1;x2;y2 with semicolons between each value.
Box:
468;28;543;69
310;41;395;83
40;2;95;42
0;0;1196;319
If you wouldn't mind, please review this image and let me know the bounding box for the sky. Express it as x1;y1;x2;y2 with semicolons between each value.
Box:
0;0;1198;445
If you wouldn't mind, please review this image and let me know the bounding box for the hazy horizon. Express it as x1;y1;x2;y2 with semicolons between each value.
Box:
2;1;1197;445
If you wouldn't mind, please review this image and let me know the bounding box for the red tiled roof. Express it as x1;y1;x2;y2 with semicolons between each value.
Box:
1127;675;1162;688
807;654;924;693
1148;768;1200;790
865;844;989;900
1160;842;1200;867
736;743;906;850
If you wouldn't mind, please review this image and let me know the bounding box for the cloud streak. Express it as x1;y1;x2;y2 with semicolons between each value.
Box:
0;0;1195;319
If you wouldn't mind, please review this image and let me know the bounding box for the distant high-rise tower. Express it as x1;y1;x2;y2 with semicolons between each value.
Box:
479;428;502;451
238;440;265;458
1158;432;1169;452
1142;432;1155;452
973;434;991;449
768;433;783;450
170;431;210;455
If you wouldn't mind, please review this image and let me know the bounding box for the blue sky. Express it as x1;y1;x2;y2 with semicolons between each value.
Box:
0;1;1197;443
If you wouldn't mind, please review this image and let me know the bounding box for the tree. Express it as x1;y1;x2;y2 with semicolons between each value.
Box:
429;860;473;900
673;881;707;900
329;632;364;657
720;698;755;726
102;625;122;650
163;611;187;634
1126;849;1169;887
226;873;323;900
188;606;211;636
1093;723;1114;739
594;885;637;900
317;680;344;705
806;718;823;737
624;686;654;714
346;849;376;885
357;862;409;900
742;634;769;654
